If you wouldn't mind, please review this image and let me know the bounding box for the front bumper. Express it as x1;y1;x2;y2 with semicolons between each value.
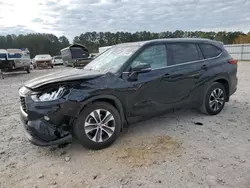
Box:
19;85;74;147
18;85;85;147
20;109;72;146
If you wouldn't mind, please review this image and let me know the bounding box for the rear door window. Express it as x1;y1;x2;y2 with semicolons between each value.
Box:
167;43;201;65
199;44;222;59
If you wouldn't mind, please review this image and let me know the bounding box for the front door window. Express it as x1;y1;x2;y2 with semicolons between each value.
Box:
131;45;167;69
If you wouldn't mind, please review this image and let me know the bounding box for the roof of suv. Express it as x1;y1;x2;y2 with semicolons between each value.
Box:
115;38;223;47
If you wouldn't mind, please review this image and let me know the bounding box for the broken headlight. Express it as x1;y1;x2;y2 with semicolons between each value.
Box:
31;87;67;102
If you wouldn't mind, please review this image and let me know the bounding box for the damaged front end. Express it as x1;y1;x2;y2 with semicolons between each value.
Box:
19;85;78;146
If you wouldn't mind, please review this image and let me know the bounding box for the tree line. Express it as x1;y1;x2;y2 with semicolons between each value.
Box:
0;31;250;57
0;34;70;58
73;31;250;53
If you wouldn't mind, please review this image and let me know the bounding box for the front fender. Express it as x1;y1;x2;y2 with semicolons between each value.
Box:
77;94;126;126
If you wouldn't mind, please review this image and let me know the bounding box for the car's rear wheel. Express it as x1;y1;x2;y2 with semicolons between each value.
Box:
73;102;121;150
201;82;226;115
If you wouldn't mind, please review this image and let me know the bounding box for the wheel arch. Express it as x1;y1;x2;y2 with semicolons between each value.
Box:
208;76;230;102
78;95;127;128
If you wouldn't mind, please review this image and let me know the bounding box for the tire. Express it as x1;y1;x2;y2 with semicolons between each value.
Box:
0;70;4;79
73;102;121;150
200;82;226;115
51;65;54;68
11;61;15;70
26;67;30;73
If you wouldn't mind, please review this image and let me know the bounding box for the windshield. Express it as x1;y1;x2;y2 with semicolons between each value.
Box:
84;46;139;73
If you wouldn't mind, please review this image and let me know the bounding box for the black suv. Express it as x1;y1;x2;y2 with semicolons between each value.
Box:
19;38;238;150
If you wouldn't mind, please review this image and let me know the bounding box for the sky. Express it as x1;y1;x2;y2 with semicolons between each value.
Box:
0;0;250;40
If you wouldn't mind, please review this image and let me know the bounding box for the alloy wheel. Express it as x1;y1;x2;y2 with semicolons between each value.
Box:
84;109;115;143
209;88;225;111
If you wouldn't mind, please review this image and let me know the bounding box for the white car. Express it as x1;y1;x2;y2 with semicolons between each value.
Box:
0;48;31;73
34;54;53;68
52;56;63;65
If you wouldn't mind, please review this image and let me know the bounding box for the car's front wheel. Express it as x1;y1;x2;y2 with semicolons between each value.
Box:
73;102;121;150
201;82;226;115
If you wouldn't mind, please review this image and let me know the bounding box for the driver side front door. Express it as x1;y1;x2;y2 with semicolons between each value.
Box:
123;44;169;122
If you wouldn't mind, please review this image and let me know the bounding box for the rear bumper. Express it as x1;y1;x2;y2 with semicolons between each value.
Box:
230;76;238;97
53;62;63;65
230;87;237;96
20;108;72;147
35;61;53;67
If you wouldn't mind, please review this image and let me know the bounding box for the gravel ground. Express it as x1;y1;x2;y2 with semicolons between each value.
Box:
0;64;249;188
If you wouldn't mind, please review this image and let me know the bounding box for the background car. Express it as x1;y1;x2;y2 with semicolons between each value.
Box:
52;56;64;66
60;43;92;68
0;48;31;75
34;54;53;69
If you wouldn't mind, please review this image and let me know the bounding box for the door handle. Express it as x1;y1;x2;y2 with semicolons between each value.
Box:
163;73;171;79
201;65;208;70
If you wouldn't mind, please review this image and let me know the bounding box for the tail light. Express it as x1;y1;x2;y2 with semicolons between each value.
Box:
229;59;238;64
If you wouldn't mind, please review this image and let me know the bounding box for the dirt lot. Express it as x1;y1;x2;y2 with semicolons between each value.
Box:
0;63;249;188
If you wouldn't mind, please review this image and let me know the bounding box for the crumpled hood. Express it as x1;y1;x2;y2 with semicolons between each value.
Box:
24;68;104;89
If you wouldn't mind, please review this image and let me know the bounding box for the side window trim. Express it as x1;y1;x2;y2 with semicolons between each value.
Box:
122;43;223;73
165;52;222;69
198;43;222;59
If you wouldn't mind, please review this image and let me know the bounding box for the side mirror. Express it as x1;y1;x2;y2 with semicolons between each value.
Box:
127;63;151;82
131;63;151;73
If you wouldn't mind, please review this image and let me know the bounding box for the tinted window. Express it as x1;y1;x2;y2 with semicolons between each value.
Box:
168;43;200;65
131;45;167;69
0;53;6;59
8;53;22;59
199;44;222;59
55;57;62;59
